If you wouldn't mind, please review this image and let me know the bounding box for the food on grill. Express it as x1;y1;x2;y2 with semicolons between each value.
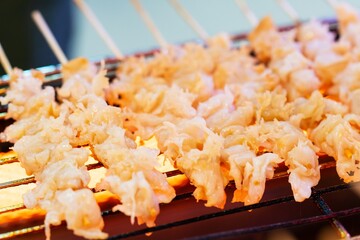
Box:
0;69;53;121
0;69;59;142
95;138;175;226
1;1;360;239
58;58;109;103
311;114;360;183
289;90;348;130
197;88;254;133
1;59;176;239
222;135;282;205
40;188;107;239
155;117;227;208
221;120;321;203
13;123;107;239
297;17;349;85
249;16;321;101
2;72;107;239
297;19;336;61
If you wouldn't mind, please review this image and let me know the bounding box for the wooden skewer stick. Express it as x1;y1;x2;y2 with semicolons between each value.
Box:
234;0;258;27
73;0;123;59
0;43;12;76
275;0;300;23
130;0;168;49
31;10;68;65
169;0;209;41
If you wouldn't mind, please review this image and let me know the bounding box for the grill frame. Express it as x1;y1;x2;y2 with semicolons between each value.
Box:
0;18;359;240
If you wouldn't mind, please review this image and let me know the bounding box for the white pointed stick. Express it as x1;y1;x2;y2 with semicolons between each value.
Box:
31;10;68;65
275;0;300;23
0;43;12;76
130;0;168;49
234;0;258;27
73;0;123;59
169;0;209;41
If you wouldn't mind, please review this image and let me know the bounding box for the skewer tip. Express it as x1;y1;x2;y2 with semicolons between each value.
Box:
234;0;259;27
169;0;209;40
73;0;123;59
130;0;168;49
0;43;13;76
275;0;300;24
31;10;68;65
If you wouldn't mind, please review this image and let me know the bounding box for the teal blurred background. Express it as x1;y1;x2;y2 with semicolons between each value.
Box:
70;0;360;59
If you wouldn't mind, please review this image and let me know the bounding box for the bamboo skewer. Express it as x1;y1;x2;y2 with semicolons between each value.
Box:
73;0;123;59
0;43;12;76
169;0;209;41
31;11;68;65
130;0;168;49
275;0;300;23
234;0;258;27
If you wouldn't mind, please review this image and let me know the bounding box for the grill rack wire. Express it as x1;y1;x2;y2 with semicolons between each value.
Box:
0;18;359;240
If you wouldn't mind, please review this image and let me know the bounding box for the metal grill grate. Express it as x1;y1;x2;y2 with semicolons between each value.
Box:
2;161;358;240
0;19;359;240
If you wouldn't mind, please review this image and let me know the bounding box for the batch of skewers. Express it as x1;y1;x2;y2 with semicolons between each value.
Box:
0;0;360;239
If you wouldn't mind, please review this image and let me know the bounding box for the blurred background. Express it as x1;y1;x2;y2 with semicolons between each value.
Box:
1;0;360;75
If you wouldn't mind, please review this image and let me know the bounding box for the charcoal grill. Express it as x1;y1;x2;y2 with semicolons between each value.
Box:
0;19;359;240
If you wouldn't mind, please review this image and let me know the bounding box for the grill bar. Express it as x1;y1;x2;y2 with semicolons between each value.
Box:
106;182;359;239
0;157;332;194
0;166;181;193
0;203;25;214
108;195;295;239
0;162;103;191
0;156;17;166
183;208;360;240
312;190;350;238
1;181;358;240
0;176;34;190
0;225;45;239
